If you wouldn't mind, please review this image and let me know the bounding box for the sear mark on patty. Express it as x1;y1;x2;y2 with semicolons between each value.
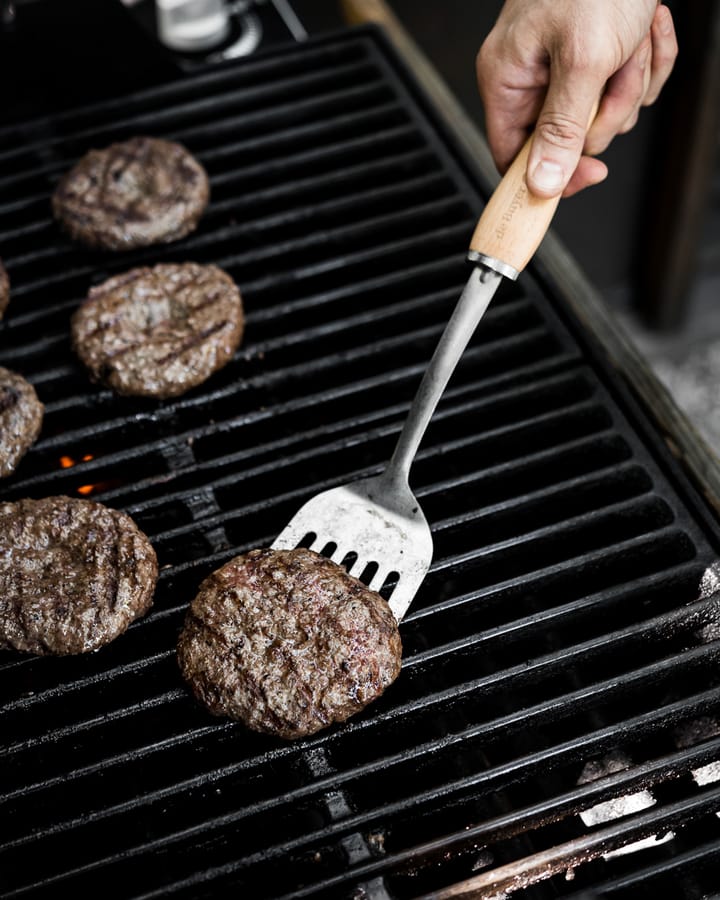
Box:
51;136;210;251
0;367;44;479
71;262;244;398
0;496;158;656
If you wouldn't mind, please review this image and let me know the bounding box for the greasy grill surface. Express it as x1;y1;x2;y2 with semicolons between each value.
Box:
2;29;720;900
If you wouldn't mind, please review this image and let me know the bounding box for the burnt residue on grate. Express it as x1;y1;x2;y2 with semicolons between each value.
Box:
1;28;720;900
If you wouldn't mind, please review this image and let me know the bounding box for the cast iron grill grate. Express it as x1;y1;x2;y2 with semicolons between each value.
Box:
1;28;720;900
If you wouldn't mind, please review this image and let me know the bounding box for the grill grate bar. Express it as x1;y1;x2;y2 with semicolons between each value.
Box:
226;222;469;286
5;636;720;895
2;250;466;370
411;784;720;900
0;56;384;166
3;149;448;283
135;397;611;544
284;759;720;900
197;99;408;166
5;333;564;496
3;124;436;268
0;520;663;768
6;183;465;284
0;98;408;198
346;566;714;731
3;516;673;757
24;675;720;900
0;512;695;700
427;459;652;534
208;122;422;190
562;838;720;896
0;688;187;759
5;681;708;877
5;340;575;509
4;212;469;304
0;88;400;227
7;308;555;465
0;41;373;141
7;685;720;881
407;545;697;624
3;228;460;339
161;516;692;626
89;387;605;510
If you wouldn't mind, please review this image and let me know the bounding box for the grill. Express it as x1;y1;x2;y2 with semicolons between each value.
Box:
2;26;720;900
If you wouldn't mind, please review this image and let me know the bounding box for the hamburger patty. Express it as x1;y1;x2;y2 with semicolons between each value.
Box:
0;367;44;478
71;262;244;398
177;548;402;739
51;136;209;251
0;259;9;319
0;496;157;656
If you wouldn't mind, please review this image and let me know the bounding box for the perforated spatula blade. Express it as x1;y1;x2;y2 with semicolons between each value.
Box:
273;127;568;621
272;474;433;621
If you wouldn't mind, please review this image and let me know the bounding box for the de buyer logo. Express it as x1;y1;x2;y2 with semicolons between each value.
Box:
495;182;528;242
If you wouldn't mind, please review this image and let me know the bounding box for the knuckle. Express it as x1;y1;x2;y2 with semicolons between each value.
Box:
535;115;585;150
584;130;609;157
475;48;491;87
657;42;679;68
619;112;639;135
629;79;647;107
475;36;497;76
555;38;608;77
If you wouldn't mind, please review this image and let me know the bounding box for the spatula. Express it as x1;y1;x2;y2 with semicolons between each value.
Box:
272;134;566;621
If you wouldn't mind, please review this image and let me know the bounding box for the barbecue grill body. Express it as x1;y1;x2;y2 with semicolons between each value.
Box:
1;26;720;900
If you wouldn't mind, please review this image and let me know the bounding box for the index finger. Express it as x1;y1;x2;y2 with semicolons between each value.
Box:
483;88;545;172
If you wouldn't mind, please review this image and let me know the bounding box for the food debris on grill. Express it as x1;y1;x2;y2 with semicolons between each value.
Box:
177;548;402;739
0;259;9;319
71;262;244;398
51;136;209;251
0;496;157;656
0;366;44;478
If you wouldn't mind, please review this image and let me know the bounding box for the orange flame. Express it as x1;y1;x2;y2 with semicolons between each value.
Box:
58;454;98;495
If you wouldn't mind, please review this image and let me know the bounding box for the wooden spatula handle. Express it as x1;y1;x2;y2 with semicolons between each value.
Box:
468;135;561;275
470;100;600;275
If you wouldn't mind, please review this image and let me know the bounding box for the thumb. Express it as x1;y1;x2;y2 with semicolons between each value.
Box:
526;74;602;198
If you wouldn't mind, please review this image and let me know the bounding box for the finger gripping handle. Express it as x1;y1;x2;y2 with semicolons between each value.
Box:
471;98;600;274
468;136;561;275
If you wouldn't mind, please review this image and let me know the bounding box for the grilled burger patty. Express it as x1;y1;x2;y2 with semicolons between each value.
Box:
0;496;157;656
71;262;244;398
0;259;9;319
177;548;402;739
51;136;209;251
0;367;44;478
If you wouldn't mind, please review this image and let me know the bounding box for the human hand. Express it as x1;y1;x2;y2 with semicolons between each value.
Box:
476;0;678;198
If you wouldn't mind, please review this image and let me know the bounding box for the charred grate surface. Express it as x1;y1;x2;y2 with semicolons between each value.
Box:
1;28;720;900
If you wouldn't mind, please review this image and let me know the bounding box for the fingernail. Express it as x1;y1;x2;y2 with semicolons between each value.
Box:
530;160;565;194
